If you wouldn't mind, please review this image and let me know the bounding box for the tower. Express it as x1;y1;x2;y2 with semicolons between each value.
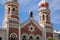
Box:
2;0;19;28
2;0;20;40
38;0;50;27
38;0;53;40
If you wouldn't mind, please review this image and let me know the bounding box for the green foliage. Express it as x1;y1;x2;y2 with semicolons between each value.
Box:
48;37;55;40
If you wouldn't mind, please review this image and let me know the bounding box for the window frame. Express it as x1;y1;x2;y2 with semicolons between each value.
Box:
22;35;27;40
10;33;17;40
8;7;10;14
42;15;45;20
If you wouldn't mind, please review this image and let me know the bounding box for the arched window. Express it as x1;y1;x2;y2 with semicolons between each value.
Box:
29;36;33;40
0;37;2;40
12;8;15;12
8;7;10;14
22;35;26;40
42;15;44;20
46;15;48;20
36;37;40;40
10;33;17;40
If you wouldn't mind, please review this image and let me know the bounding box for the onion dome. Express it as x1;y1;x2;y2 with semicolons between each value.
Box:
38;0;49;8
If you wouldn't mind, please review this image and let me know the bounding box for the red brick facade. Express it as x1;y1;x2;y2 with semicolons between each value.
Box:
3;0;54;40
21;20;42;36
46;32;53;38
9;27;19;40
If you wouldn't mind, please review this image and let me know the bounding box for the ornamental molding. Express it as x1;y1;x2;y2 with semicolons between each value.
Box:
28;24;35;32
21;19;42;31
10;33;18;38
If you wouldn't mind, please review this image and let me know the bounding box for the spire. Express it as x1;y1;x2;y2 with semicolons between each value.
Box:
29;11;33;18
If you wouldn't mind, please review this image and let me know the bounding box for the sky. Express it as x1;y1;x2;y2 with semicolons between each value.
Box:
0;0;60;30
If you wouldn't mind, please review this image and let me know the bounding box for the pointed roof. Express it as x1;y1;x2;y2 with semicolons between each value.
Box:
21;11;43;31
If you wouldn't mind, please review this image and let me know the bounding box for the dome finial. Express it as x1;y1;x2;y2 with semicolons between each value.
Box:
29;11;33;17
38;0;48;8
41;0;47;2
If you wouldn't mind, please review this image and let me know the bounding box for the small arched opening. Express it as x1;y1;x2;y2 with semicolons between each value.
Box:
10;33;17;40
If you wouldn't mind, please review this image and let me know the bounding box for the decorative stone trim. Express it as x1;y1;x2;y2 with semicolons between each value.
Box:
10;33;18;38
28;34;35;40
28;24;35;32
21;33;28;40
9;23;19;28
35;35;42;40
21;33;28;37
21;19;42;31
45;28;53;33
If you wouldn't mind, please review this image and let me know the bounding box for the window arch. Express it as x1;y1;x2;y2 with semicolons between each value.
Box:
36;37;40;40
42;15;45;20
12;8;16;14
22;33;28;40
10;33;17;40
35;35;41;40
8;7;10;14
29;36;33;40
22;35;27;40
12;8;15;12
28;34;34;40
46;15;49;20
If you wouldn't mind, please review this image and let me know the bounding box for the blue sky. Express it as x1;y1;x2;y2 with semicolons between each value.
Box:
0;0;60;30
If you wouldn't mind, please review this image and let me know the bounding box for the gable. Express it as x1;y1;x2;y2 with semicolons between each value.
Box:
21;19;42;36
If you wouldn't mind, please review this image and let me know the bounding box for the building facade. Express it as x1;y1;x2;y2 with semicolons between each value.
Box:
0;0;60;40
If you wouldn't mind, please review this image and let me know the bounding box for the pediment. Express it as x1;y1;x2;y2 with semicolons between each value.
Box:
21;18;42;36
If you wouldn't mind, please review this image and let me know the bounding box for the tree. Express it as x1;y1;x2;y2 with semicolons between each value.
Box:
48;37;55;40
